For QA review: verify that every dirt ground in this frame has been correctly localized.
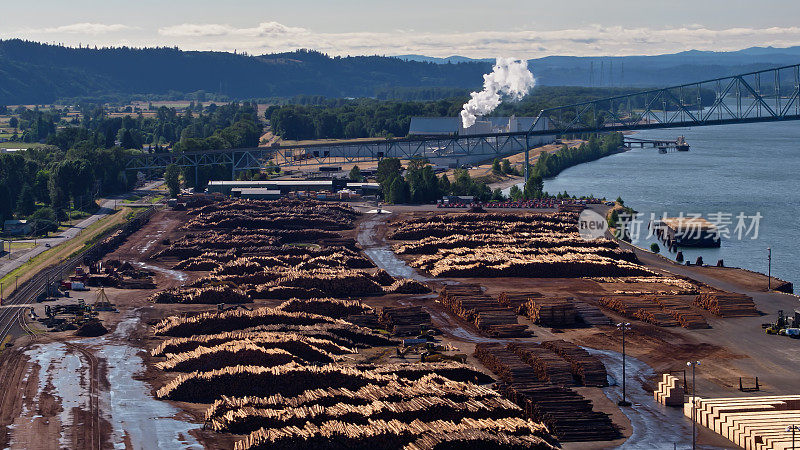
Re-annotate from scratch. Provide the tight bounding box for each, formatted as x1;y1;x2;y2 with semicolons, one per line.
1;205;797;449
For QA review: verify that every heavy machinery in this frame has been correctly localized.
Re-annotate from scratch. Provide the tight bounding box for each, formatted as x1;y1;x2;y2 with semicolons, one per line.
763;310;800;337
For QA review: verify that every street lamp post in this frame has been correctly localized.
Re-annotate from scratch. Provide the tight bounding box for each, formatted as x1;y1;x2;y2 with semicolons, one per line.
767;247;772;291
687;361;701;449
617;322;632;407
788;425;800;450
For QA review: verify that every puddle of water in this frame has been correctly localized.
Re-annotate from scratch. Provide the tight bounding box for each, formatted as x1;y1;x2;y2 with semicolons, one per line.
584;347;727;450
358;215;431;281
135;262;188;283
85;314;202;449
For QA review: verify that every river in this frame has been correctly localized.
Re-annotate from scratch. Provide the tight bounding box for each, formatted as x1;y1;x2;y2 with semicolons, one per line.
531;121;799;286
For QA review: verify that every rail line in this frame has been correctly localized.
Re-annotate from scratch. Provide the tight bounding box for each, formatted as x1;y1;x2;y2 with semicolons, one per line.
64;342;102;450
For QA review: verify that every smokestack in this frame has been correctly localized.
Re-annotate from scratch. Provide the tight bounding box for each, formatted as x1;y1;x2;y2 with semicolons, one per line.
460;58;535;129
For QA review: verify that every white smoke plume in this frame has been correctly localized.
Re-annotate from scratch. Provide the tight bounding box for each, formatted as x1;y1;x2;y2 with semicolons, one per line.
460;57;536;128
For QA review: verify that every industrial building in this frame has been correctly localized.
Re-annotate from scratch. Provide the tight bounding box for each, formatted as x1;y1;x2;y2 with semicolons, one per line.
408;116;547;137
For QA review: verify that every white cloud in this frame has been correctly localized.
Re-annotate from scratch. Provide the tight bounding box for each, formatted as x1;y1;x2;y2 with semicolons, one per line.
29;23;135;35
10;21;800;58
159;22;307;38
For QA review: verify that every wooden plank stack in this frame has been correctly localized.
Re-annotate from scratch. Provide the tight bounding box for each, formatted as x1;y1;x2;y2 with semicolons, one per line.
654;373;684;406
525;298;578;327
649;295;710;329
496;292;543;314
599;295;679;327
473;343;540;385
379;306;432;336
694;292;758;317
507;343;574;386
540;340;608;387
685;395;800;450
572;301;612;325
440;285;531;337
503;383;621;442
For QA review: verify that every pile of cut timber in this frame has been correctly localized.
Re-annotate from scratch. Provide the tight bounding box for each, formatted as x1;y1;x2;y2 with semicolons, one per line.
379;306;432;336
649;296;710;329
600;296;678;327
572;301;611;325
503;383;621;442
525;298;578;327
440;285;530;337
654;373;684;406
686;395;800;450
541;340;608;387
694;292;758;317
473;343;540;385
496;292;542;314
507;343;574;386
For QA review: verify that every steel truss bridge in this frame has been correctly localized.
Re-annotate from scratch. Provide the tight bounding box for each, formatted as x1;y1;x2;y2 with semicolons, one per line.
126;63;800;180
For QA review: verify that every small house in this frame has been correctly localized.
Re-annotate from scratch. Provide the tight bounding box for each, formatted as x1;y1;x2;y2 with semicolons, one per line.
4;220;32;236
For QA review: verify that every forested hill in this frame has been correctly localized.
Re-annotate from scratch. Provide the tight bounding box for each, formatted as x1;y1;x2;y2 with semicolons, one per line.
0;40;491;104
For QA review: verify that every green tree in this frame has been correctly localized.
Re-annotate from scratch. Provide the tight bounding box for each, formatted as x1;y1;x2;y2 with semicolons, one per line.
349;165;363;182
29;207;58;234
501;159;513;175
509;185;523;200
8;116;18;129
387;176;409;204
523;173;544;199
439;174;451;195
650;242;660;254
616;196;624;205
165;164;181;198
491;188;505;201
492;158;502;175
15;184;36;216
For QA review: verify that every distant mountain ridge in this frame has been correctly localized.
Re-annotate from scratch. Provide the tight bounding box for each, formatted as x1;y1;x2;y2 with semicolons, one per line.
0;39;799;105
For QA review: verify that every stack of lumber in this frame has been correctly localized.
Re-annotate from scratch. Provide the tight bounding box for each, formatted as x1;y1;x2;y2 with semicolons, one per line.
572;301;612;325
379;306;432;336
473;343;540;385
525;298;578;327
600;295;678;327
540;340;608;387
649;295;710;329
496;292;543;314
654;373;684;407
507;343;574;386
503;383;621;442
685;395;800;450
440;285;531;337
694;292;758;317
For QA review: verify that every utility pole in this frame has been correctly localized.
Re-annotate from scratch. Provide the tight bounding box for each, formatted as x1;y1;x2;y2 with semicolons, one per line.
617;322;632;406
787;425;799;450
767;247;772;291
687;360;701;449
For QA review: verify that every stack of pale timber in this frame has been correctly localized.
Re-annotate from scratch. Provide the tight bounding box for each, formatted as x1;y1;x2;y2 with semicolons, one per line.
694;292;758;317
654;373;684;407
572;301;612;325
525;298;578;327
440;285;531;337
503;383;621;442
540;340;608;387
507;343;574;386
379;306;432;336
649;295;710;329
600;295;678;327
496;292;543;314
473;343;540;385
685;395;800;450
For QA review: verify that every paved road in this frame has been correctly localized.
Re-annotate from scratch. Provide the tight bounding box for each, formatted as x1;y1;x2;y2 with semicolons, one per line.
0;180;164;281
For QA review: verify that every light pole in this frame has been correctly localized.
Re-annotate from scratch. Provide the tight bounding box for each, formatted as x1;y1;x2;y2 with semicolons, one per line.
788;425;800;450
687;360;701;449
617;322;632;406
767;247;772;291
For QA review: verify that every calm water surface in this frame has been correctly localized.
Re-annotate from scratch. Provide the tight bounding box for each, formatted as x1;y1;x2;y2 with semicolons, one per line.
539;122;800;286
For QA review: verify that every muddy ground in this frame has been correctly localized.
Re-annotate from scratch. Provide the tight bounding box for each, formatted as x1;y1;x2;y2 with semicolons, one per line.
0;206;797;449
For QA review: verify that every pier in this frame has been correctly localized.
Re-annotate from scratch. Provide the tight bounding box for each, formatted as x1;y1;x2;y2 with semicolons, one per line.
624;136;690;152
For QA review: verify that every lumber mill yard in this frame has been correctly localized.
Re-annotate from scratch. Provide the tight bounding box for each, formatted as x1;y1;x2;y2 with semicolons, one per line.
1;197;799;450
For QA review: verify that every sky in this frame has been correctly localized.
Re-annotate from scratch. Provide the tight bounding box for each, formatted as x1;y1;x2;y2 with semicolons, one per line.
2;0;800;58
